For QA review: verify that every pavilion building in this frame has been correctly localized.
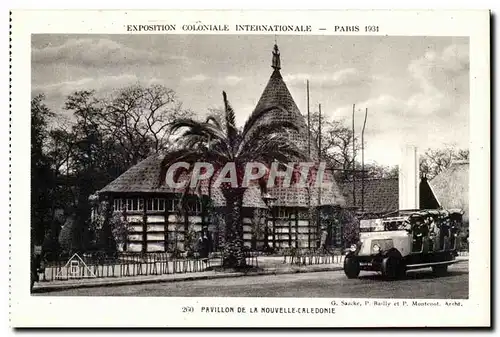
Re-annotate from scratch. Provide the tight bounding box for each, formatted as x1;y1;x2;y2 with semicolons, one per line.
97;44;346;253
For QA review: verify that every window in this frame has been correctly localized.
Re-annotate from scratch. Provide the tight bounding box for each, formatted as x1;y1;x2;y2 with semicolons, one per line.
113;199;122;212
185;199;202;215
169;198;181;212
146;198;167;211
125;198;141;211
276;208;291;219
113;198;145;212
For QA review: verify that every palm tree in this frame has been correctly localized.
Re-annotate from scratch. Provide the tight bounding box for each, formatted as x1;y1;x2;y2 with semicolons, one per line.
159;91;306;268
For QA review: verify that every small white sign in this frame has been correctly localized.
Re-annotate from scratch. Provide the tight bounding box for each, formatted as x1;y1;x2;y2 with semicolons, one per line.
55;253;97;279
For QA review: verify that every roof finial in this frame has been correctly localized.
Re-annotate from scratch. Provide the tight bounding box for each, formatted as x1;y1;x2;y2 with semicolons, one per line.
272;41;281;71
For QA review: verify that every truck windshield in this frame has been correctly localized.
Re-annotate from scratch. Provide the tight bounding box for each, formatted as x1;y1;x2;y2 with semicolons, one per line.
359;218;408;232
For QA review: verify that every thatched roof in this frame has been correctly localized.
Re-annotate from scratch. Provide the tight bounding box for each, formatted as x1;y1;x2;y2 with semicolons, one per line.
98;153;268;208
428;161;469;222
253;69;312;158
99;154;166;194
251;45;344;208
98;44;345;209
340;178;399;215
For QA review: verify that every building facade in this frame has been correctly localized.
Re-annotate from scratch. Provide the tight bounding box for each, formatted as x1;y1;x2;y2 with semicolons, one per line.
96;45;346;253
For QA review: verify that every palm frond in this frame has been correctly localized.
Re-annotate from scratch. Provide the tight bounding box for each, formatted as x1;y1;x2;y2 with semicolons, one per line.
237;120;302;156
239;135;306;164
242;104;292;136
222;91;238;149
170;118;226;141
179;133;208;149
205;115;223;130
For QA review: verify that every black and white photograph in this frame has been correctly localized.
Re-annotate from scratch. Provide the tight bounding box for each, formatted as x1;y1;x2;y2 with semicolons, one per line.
9;9;490;328
30;34;470;298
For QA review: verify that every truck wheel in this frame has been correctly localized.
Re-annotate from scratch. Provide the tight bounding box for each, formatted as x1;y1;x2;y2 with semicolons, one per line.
432;265;448;276
343;257;360;279
381;256;405;280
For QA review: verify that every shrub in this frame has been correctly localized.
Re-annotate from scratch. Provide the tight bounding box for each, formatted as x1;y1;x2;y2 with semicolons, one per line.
184;229;198;258
340;209;360;247
58;215;90;255
41;219;63;261
110;213;129;250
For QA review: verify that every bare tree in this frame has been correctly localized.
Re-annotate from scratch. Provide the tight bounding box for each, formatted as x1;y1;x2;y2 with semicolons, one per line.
363;163;399;179
420;145;469;180
306;111;361;181
100;84;193;166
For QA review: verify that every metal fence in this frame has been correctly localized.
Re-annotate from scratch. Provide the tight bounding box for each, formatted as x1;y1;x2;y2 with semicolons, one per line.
281;248;345;266
39;251;259;282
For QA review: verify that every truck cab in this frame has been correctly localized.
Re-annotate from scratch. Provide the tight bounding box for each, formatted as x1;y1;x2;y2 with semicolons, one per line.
343;209;463;279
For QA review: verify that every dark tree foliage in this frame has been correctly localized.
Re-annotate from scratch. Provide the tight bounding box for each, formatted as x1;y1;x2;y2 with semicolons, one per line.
31;94;55;246
31;84;190;256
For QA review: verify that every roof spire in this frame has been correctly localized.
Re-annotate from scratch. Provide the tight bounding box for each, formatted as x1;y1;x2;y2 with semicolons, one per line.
272;42;281;71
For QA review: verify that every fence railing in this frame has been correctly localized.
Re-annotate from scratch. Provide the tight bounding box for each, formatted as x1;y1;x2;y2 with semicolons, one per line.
281;248;345;266
39;250;262;282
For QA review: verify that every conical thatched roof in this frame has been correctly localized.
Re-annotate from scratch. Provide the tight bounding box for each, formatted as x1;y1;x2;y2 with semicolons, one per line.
253;69;313;159
251;45;344;208
428;161;469;222
99;44;345;209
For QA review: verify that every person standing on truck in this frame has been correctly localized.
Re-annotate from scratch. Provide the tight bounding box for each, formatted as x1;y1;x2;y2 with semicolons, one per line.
440;218;451;251
421;217;431;253
429;217;440;251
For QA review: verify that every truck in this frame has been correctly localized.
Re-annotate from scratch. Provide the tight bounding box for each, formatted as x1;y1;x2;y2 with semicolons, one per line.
343;209;464;279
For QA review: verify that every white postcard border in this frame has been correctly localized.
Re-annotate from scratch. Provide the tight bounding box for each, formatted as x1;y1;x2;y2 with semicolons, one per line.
10;9;490;327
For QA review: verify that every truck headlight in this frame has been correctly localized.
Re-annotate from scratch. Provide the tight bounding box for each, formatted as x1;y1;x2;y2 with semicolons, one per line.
349;244;357;252
372;244;381;254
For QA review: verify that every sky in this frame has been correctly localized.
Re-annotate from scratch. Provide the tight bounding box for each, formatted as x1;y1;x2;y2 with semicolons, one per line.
31;34;469;166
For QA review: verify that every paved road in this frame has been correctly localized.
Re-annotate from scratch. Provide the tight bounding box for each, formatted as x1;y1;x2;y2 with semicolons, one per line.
39;261;468;299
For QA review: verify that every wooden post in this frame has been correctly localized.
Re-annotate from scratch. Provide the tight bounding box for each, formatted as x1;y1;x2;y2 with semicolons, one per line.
306;81;312;250
288;212;292;248
272;208;276;249
295;209;299;248
318;103;322;161
164;197;169;253
142;197;148;254
352;104;356;207
318;104;322;206
307;210;311;249
307;80;311;157
317;104;323;249
361;108;368;212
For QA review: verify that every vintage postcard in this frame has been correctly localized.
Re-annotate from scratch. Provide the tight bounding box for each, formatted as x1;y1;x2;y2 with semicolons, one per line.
10;9;490;327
